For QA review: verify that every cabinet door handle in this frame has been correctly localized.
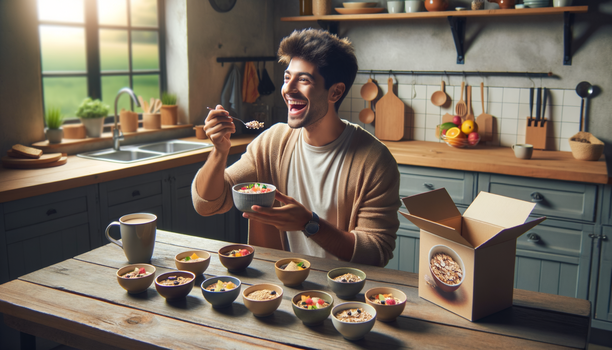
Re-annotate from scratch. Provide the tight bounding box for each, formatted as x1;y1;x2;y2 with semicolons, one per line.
530;192;544;202
423;183;435;190
527;233;540;242
132;190;140;197
46;209;57;216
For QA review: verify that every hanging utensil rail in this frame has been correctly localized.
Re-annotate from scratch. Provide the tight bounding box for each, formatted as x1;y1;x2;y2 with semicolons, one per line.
357;70;553;78
217;56;277;67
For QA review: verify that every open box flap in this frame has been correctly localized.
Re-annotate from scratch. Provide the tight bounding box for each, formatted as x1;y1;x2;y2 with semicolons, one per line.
477;217;547;249
464;191;537;228
401;188;462;223
399;211;473;247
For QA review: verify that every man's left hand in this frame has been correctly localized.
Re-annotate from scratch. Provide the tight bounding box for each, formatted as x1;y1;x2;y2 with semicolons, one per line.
243;190;311;232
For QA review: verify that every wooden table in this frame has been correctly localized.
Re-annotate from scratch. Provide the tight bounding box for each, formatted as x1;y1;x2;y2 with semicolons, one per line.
0;231;591;349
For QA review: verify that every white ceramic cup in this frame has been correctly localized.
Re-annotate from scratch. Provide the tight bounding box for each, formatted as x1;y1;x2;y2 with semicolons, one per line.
106;213;157;263
388;1;404;13
405;0;423;12
553;0;571;6
512;144;534;159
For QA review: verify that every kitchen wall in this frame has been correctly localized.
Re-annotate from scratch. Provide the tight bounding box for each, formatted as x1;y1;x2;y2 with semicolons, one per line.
272;0;612;169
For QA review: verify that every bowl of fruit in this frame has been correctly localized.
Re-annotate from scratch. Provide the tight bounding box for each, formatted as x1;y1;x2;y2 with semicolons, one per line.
437;117;480;148
231;182;276;212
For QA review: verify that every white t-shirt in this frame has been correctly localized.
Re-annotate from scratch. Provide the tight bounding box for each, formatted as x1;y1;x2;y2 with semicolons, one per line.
286;120;355;259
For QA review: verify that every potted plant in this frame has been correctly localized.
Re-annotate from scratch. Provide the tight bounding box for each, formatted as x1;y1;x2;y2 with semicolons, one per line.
75;97;110;138
45;106;64;144
160;92;178;125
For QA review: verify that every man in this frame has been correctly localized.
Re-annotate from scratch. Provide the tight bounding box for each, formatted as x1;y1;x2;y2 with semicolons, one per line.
192;28;400;267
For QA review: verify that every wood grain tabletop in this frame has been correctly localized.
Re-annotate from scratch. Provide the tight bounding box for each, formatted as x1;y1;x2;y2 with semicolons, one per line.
0;231;591;349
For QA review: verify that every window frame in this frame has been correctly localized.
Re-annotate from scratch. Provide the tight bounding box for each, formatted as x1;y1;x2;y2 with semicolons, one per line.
38;0;167;123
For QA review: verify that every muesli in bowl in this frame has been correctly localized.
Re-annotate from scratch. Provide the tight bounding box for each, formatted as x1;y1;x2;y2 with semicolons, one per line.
428;244;465;292
200;276;242;308
331;302;377;340
116;264;156;294
154;271;196;299
174;250;211;275
365;287;407;322
275;258;311;286
292;290;334;326
242;283;283;317
327;267;366;299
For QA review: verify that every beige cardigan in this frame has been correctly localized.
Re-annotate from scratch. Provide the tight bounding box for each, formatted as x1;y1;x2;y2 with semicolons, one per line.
192;122;401;266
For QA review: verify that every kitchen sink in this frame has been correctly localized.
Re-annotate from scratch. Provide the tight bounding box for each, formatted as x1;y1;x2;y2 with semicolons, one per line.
77;140;212;164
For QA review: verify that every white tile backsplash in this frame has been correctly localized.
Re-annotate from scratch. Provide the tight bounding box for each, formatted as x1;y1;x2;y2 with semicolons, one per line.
343;84;582;152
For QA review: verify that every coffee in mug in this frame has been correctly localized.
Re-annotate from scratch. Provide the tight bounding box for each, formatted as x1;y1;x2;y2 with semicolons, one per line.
105;213;157;263
512;144;534;159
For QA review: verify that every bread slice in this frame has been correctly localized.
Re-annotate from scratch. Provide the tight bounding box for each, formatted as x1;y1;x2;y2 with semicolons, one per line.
12;144;43;159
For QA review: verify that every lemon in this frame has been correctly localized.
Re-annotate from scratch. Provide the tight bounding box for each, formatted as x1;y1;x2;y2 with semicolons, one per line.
461;120;477;135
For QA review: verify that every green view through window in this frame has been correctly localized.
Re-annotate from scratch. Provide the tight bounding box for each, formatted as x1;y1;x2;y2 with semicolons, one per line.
38;0;165;121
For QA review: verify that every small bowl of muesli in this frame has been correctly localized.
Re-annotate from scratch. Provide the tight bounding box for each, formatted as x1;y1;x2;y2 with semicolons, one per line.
428;244;465;293
218;244;255;271
116;264;156;294
175;250;211;276
365;287;407;322
275;258;311;287
154;270;196;299
327;267;366;299
242;283;283;317
200;276;241;308
231;182;276;212
291;290;334;326
331;302;377;340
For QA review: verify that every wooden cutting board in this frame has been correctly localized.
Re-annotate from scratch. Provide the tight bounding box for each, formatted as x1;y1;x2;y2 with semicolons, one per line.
2;154;67;169
476;82;493;142
2;152;62;165
375;77;405;141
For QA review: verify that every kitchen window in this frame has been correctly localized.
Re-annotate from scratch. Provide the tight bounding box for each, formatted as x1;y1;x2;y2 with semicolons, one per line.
37;0;166;121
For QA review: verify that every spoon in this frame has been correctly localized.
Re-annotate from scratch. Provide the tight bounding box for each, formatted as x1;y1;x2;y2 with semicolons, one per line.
455;81;467;116
359;101;375;124
431;80;448;107
206;107;264;129
360;78;378;102
575;81;593;132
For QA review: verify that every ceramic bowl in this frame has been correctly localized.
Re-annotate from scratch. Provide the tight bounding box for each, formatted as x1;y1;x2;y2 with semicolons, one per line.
331;302;377;340
291;290;334;326
242;283;284;317
218;244;255;271
174;250;211;276
275;258;311;287
327;267;366;299
154;270;196;299
200;276;242;308
428;244;465;293
231;182;276;213
116;264;156;294
343;2;378;8
364;287;407;322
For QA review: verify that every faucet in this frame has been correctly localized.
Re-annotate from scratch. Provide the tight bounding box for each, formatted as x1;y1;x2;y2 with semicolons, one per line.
113;87;140;151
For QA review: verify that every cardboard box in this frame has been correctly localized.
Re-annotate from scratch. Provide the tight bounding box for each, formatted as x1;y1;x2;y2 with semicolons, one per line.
399;188;546;321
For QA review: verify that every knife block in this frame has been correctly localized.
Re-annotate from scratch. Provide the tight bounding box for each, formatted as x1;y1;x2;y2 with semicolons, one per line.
525;117;548;150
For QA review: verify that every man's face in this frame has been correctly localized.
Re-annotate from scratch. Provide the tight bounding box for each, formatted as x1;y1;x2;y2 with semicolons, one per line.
282;57;330;129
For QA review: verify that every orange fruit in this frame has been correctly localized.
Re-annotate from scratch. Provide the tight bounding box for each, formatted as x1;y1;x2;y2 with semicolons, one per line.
445;127;465;139
461;120;477;135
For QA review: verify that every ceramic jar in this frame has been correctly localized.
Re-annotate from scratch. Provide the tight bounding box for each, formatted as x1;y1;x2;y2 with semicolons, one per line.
45;128;63;144
80;117;105;138
424;0;449;11
160;105;178;125
312;0;331;15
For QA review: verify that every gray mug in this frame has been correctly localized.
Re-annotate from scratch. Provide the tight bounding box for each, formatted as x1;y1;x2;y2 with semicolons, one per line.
105;213;157;263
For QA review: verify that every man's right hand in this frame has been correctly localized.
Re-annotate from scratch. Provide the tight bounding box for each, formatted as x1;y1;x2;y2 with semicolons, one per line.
204;105;236;154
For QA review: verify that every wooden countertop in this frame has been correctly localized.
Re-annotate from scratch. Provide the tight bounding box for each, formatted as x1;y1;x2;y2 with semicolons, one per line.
384;140;608;185
0;135;255;204
0;231;591;349
0;136;607;204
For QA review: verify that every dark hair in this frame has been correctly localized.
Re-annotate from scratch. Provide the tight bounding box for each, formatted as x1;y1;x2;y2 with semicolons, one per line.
278;28;358;111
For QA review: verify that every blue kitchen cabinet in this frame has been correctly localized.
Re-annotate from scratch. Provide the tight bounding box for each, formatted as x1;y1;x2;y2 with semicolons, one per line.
0;186;99;283
593;226;612;331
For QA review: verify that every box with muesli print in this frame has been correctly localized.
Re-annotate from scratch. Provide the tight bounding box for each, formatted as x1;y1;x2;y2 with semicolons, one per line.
399;188;546;321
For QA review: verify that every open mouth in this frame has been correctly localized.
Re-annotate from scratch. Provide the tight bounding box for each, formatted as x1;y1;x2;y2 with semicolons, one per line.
288;99;307;114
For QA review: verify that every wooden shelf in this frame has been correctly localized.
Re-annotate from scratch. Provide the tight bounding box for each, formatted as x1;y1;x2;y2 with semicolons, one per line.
281;6;588;65
281;6;587;22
